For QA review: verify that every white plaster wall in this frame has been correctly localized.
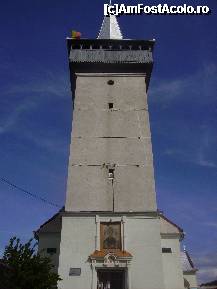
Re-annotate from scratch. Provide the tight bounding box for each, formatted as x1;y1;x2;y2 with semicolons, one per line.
72;110;150;138
74;74;148;111
66;166;113;211
161;237;185;289
58;216;96;289
38;233;61;273
183;272;198;288
65;73;157;212
126;217;165;289
70;138;152;165
115;166;156;212
58;215;166;289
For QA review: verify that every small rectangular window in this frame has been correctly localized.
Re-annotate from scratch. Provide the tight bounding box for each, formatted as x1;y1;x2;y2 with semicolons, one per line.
108;168;114;179
108;103;113;109
162;247;172;253
47;248;57;254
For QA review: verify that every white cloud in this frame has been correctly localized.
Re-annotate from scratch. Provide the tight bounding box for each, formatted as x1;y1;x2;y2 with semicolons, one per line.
202;222;217;228
162;128;217;169
24;130;68;154
149;63;217;104
0;69;70;136
193;252;217;284
150;78;188;102
196;155;217;168
3;71;70;99
198;267;217;283
0;100;36;134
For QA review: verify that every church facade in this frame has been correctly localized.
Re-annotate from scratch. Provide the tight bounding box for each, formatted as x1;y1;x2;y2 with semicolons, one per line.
35;14;198;289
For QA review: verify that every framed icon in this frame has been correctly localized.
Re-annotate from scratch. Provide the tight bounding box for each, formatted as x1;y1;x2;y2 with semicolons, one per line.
100;222;121;250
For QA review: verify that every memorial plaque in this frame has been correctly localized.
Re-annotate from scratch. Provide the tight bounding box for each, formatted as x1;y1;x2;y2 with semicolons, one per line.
69;268;81;276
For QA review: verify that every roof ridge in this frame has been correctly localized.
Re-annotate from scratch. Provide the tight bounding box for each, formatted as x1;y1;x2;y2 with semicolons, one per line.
185;250;195;269
160;213;184;233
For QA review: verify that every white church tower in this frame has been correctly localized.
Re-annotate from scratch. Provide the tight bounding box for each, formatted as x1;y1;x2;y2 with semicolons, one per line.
36;12;198;289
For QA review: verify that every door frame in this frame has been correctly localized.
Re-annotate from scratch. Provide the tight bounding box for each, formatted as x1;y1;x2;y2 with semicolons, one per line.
96;268;127;289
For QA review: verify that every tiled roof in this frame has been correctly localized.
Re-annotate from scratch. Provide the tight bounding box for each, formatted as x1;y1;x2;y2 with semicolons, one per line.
69;49;153;64
159;213;184;241
180;250;197;272
34;207;64;238
90;250;132;258
35;210;184;238
160;214;184;234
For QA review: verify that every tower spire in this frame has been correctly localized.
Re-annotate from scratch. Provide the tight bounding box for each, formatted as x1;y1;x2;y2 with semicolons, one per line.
97;4;123;39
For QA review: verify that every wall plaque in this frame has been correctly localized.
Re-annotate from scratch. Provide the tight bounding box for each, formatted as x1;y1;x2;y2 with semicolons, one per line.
69;268;81;276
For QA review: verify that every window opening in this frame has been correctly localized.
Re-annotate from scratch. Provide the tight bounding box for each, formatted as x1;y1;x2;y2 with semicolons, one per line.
47;248;57;254
107;80;114;85
162;248;172;253
108;103;113;109
108;169;114;180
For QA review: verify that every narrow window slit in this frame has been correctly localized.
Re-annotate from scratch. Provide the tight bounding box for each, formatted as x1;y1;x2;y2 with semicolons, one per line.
108;103;113;109
47;248;57;254
162;248;172;253
108;169;114;180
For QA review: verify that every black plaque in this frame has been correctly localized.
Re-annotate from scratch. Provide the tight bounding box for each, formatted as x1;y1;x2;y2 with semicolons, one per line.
69;268;81;276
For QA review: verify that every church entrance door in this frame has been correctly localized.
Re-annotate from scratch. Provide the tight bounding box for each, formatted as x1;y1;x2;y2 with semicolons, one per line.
97;269;125;289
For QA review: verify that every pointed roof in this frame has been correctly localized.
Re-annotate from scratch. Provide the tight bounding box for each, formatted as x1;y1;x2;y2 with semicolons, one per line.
97;15;123;39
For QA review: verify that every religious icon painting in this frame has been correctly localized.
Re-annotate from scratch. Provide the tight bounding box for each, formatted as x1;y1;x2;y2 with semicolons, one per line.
100;222;121;250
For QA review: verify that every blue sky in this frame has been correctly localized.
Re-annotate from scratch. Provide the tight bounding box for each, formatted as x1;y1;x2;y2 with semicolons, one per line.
0;0;216;284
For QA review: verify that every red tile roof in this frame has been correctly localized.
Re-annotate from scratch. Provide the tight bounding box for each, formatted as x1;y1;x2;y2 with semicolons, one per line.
90;250;132;258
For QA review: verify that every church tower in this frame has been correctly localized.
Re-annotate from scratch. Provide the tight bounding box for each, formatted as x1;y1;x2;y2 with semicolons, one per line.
36;11;198;289
59;14;167;289
65;16;156;213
